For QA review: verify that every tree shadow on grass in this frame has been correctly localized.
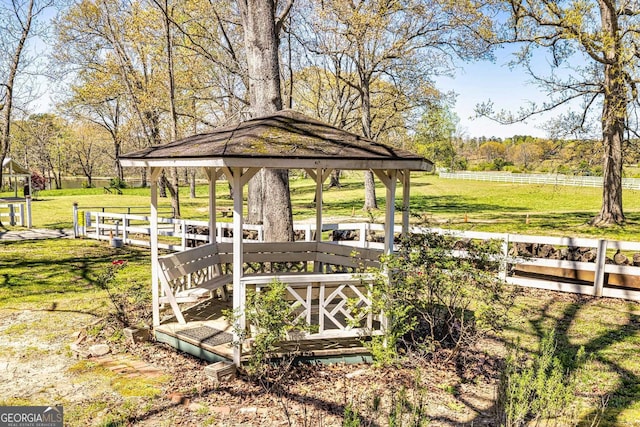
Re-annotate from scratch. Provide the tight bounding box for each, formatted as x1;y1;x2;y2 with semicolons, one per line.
0;240;149;307
467;292;640;425
124;365;493;426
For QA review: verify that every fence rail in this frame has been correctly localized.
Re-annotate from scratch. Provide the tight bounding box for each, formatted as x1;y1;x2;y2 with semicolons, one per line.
73;206;640;302
0;198;32;227
439;171;640;189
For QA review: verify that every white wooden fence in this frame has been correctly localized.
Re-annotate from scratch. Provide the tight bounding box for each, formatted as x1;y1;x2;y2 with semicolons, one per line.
73;206;640;302
0;197;32;227
439;171;640;189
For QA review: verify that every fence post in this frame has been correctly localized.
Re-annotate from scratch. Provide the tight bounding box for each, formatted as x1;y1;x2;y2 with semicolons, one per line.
95;213;101;240
360;223;367;247
500;234;510;281
84;211;91;236
26;196;31;228
122;214;128;242
593;239;608;297
8;204;15;226
73;202;79;238
181;219;187;250
19;203;25;227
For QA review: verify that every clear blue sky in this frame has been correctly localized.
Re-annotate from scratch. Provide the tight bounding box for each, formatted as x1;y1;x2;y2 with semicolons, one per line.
436;47;570;140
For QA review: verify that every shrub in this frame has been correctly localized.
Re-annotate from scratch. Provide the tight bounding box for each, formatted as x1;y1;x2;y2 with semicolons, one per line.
109;177;128;189
225;279;312;379
367;231;515;363
497;329;585;426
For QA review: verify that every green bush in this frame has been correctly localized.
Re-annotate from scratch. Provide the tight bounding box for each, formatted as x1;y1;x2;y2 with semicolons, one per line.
109;177;128;189
225;280;312;378
497;329;585;426
367;231;515;364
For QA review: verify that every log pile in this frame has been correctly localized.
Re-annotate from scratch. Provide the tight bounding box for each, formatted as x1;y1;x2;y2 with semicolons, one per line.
509;242;640;266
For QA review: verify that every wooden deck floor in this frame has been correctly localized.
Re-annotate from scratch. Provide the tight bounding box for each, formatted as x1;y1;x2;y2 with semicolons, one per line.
154;297;373;364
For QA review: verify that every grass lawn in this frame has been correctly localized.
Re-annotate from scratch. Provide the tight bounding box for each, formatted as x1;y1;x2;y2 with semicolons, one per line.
3;173;640;424
4;173;640;241
1;238;639;425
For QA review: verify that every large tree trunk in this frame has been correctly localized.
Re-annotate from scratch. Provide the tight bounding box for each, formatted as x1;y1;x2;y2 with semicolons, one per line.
114;140;123;181
592;2;624;226
169;167;181;218
240;0;294;241
163;0;181;218
328;169;341;188
360;74;378;210
247;172;264;223
190;169;196;198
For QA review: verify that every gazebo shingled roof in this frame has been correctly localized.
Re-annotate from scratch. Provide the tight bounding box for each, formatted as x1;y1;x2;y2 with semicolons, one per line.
120;109;433;171
119;110;433;366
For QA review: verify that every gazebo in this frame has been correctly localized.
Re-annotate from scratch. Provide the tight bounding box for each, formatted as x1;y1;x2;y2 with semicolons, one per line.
119;110;433;366
1;158;31;198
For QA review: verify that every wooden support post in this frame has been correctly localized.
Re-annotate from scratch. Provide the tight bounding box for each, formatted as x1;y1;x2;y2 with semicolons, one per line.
594;239;608;297
18;203;24;227
230;167;245;367
401;169;410;235
207;168;217;244
150;168;161;328
315;167;324;272
122;215;128;243
181;219;187;250
383;170;397;256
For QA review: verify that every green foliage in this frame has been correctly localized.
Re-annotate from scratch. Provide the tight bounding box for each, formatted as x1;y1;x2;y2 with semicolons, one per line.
343;403;361;427
225;280;311;378
109;177;128;189
497;330;585;427
368;231;515;363
412;102;459;168
387;386;430;427
344;374;431;426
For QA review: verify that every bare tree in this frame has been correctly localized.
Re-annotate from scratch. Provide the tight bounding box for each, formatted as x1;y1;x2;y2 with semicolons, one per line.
0;0;51;207
296;0;493;210
239;0;295;241
478;0;640;225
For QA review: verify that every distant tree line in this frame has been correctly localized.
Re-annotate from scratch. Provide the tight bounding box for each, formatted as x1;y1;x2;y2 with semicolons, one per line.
417;130;640;177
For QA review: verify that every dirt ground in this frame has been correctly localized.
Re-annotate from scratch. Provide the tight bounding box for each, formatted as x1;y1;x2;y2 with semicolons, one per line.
0;306;502;426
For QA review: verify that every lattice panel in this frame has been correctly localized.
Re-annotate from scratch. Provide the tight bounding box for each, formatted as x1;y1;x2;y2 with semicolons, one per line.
324;264;356;274
321;284;372;331
285;286;311;325
190;269;208;286
272;261;308;273
169;276;188;294
243;262;267;274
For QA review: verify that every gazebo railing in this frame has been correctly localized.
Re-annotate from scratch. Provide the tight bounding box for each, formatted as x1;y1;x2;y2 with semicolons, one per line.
156;241;384;335
242;272;381;339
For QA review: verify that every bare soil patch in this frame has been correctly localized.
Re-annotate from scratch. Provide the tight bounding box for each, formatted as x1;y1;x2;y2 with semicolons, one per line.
0;306;502;426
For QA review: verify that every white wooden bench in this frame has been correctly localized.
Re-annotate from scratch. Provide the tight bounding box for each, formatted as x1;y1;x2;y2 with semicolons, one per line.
158;243;231;304
156;241;383;325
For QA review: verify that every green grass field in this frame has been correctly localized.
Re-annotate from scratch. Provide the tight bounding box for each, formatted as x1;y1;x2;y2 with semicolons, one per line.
1;238;639;424
3;175;640;424
4;173;640;241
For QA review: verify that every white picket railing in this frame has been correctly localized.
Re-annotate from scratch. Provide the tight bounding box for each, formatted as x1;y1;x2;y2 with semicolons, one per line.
439;171;640;189
0;197;32;228
73;206;640;302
